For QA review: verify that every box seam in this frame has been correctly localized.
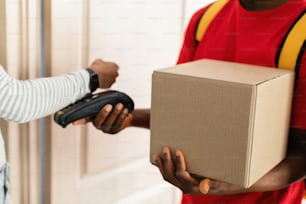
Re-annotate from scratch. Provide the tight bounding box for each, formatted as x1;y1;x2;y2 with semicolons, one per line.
245;87;257;187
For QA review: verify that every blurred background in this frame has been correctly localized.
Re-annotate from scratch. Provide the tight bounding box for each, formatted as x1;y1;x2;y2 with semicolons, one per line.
0;0;214;204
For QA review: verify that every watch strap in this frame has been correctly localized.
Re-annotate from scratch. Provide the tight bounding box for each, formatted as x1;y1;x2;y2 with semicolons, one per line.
86;68;99;92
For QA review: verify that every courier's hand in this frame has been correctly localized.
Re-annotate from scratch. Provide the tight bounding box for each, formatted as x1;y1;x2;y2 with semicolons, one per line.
153;142;306;196
73;107;149;132
152;146;247;195
72;103;132;134
89;59;119;88
91;103;132;134
152;146;207;194
89;107;149;133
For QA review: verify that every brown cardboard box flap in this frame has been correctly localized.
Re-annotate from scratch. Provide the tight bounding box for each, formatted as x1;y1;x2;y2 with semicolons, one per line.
157;59;292;85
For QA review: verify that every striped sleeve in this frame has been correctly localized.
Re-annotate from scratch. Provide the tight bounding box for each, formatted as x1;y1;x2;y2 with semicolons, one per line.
0;65;90;123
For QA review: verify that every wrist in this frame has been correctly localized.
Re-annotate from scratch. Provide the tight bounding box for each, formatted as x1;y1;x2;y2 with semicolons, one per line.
130;109;150;129
86;68;99;92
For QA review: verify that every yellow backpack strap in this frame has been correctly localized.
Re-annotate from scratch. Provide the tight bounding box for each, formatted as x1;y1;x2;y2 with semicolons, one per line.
195;0;228;43
276;9;306;73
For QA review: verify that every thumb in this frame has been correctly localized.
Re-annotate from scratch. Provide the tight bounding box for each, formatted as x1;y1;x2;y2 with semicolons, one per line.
199;178;211;194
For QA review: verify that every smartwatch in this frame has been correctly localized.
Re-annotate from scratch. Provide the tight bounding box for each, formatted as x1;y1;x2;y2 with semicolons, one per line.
86;68;99;92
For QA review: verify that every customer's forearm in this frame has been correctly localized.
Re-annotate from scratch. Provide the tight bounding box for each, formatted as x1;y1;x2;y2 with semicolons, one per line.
0;66;89;123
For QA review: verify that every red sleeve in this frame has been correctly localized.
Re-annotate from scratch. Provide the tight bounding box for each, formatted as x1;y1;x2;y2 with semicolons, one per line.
176;6;210;65
290;51;306;130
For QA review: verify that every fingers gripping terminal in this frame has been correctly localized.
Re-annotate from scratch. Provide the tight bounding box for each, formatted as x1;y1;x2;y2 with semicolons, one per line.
54;90;134;128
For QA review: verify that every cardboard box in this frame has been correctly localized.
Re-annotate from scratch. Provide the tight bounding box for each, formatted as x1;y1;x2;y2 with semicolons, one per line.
150;59;294;188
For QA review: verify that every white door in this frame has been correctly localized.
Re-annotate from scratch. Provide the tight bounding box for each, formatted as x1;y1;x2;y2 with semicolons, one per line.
47;1;184;203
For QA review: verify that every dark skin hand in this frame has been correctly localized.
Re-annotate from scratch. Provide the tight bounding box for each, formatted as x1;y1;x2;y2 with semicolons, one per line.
89;58;119;89
152;129;306;195
77;106;150;134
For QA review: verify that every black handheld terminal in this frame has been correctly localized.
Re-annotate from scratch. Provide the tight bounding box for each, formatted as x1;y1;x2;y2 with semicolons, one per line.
54;90;134;128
